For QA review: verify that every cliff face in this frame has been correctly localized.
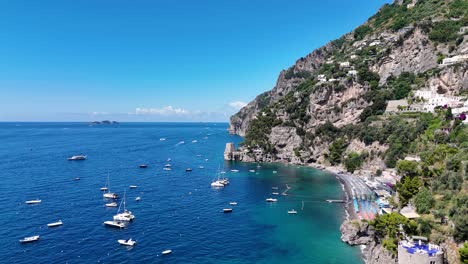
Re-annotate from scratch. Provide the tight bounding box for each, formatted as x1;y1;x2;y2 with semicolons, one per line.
229;0;468;171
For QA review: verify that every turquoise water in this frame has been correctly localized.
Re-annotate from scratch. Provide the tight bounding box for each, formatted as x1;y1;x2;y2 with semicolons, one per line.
0;122;362;263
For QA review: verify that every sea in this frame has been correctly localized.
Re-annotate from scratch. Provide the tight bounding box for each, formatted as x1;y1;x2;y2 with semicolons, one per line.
0;122;363;264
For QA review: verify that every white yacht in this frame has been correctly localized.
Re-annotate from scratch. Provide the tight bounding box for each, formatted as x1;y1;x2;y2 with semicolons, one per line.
229;202;238;206
135;197;141;201
230;169;239;172
199;166;205;169
68;155;86;161
272;192;279;195
100;187;108;191
288;209;298;214
162;250;172;255
163;167;172;171
165;164;172;167
106;202;118;207
118;238;136;246
25;200;41;204
113;190;135;222
223;208;233;213
249;169;255;172
160;138;166;141
129;185;138;189
211;181;224;188
104;220;125;228
266;198;278;202
47;220;63;227
103;173;118;199
19;235;40;243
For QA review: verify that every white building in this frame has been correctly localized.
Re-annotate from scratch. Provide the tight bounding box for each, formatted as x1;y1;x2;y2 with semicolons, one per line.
442;54;468;66
339;61;350;68
347;70;358;76
317;74;327;82
350;54;358;60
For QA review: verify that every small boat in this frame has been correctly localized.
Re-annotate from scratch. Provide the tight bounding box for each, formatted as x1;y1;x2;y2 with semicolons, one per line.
229;202;238;206
192;140;197;143
272;187;278;190
19;235;40;243
273;171;277;174
199;166;204;169
160;138;166;141
163;167;172;171
249;170;255;172
68;155;86;161
139;164;148;168
230;169;239;172
25;200;41;204
223;208;233;213
135;197;141;201
129;185;138;189
47;220;63;227
104;220;125;228
288;209;298;214
266;198;278;202
211;181;224;188
165;164;172;167
272;192;279;195
100;187;108;191
162;250;172;255
103;193;118;199
74;177;80;181
118;238;136;246
185;168;192;172
106;202;118;207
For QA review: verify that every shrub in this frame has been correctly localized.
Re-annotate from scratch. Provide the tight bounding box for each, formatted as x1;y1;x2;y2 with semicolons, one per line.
429;20;461;43
344;152;363;173
414;187;435;214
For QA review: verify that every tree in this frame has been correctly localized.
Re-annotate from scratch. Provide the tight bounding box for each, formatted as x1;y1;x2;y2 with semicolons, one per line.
328;138;348;165
344;152;363;173
414;187;435;214
396;160;420;177
460;242;468;264
397;176;421;206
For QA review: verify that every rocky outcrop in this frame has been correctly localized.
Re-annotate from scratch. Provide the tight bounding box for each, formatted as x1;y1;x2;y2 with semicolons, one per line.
340;220;397;264
340;220;375;246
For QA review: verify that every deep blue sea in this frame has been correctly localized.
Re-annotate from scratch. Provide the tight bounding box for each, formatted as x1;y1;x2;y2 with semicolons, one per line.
0;122;362;263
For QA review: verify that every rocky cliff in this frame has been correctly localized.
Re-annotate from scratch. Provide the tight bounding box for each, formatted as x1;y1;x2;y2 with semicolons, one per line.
229;0;467;174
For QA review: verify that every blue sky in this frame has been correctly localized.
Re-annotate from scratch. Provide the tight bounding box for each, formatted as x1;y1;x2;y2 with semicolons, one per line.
0;0;391;122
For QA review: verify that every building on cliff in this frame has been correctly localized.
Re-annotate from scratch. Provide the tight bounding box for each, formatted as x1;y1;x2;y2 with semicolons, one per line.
398;239;443;264
224;143;244;161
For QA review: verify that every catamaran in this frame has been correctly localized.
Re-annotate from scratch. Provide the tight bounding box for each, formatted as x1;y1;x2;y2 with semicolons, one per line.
113;190;135;222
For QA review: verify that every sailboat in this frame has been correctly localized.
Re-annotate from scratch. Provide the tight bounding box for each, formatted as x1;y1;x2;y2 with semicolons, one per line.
211;165;229;188
113;190;135;221
103;173;118;199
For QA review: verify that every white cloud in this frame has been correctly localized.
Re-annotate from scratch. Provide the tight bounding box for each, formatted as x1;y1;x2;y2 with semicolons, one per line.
135;106;189;116
228;101;247;110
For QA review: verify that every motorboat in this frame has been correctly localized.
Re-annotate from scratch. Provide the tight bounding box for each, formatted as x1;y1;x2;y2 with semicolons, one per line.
163;167;172;171
229;202;238;206
68;155;86;161
162;250;172;255
211;181;224;188
192;140;197;143
266;198;278;202
100;187;108;191
288;209;298;214
74;177;80;181
103;193;118;199
230;169;239;172
104;220;125;228
47;220;63;227
106;202;118;207
118;238;136;246
165;164;172;167
199;166;204;169
160;138;166;141
272;192;279;195
223;208;233;213
113;190;135;221
135;197;141;201
185;168;192;172
139;164;148;168
249;170;255;172
19;235;40;243
25;200;41;204
129;185;138;189
273;171;277;174
272;187;279;190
